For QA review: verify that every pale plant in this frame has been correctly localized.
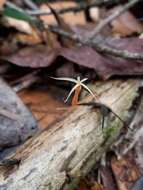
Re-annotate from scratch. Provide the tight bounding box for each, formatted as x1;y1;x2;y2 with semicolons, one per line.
51;76;97;102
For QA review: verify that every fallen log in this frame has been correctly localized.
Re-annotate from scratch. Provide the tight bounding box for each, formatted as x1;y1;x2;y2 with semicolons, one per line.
0;80;141;190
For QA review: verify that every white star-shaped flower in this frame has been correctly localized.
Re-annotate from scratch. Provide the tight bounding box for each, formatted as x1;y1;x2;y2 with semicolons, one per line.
51;76;97;102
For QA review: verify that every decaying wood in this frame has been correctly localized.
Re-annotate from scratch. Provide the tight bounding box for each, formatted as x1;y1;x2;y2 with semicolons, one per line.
0;80;141;190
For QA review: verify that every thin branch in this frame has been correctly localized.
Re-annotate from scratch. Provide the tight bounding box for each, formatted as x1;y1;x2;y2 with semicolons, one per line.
88;0;140;39
46;0;142;60
49;26;143;60
90;41;143;60
27;0;120;16
6;0;143;60
12;70;40;92
5;1;25;12
23;0;38;10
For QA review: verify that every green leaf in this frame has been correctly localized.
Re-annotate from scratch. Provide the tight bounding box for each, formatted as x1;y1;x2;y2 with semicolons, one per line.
3;6;36;24
3;6;44;30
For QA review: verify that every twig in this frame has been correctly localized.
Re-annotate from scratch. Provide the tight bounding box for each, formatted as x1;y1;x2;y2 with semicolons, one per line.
48;0;142;60
49;25;143;60
12;70;40;92
88;0;140;39
23;0;38;10
27;0;119;16
13;76;39;92
90;41;143;60
78;102;125;129
6;0;143;60
5;1;25;12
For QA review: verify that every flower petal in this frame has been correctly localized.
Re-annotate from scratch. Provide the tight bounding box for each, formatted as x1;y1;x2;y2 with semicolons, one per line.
51;77;77;83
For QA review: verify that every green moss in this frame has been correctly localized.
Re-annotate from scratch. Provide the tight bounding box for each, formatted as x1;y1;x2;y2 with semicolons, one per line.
103;126;116;138
103;119;121;140
63;178;80;190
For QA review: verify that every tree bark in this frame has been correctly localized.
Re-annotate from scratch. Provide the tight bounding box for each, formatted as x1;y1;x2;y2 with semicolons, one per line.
0;80;141;190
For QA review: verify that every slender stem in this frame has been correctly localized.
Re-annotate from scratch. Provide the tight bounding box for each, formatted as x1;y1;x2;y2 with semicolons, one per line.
23;0;38;10
49;25;143;60
27;0;117;16
88;0;140;39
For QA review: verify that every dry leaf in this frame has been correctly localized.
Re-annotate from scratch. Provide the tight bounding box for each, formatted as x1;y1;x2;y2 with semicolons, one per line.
110;6;143;37
6;45;59;68
100;166;117;190
91;182;103;190
6;37;143;80
4;17;33;34
0;0;5;9
15;29;42;45
19;86;67;129
40;1;86;26
59;38;143;79
111;155;141;190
